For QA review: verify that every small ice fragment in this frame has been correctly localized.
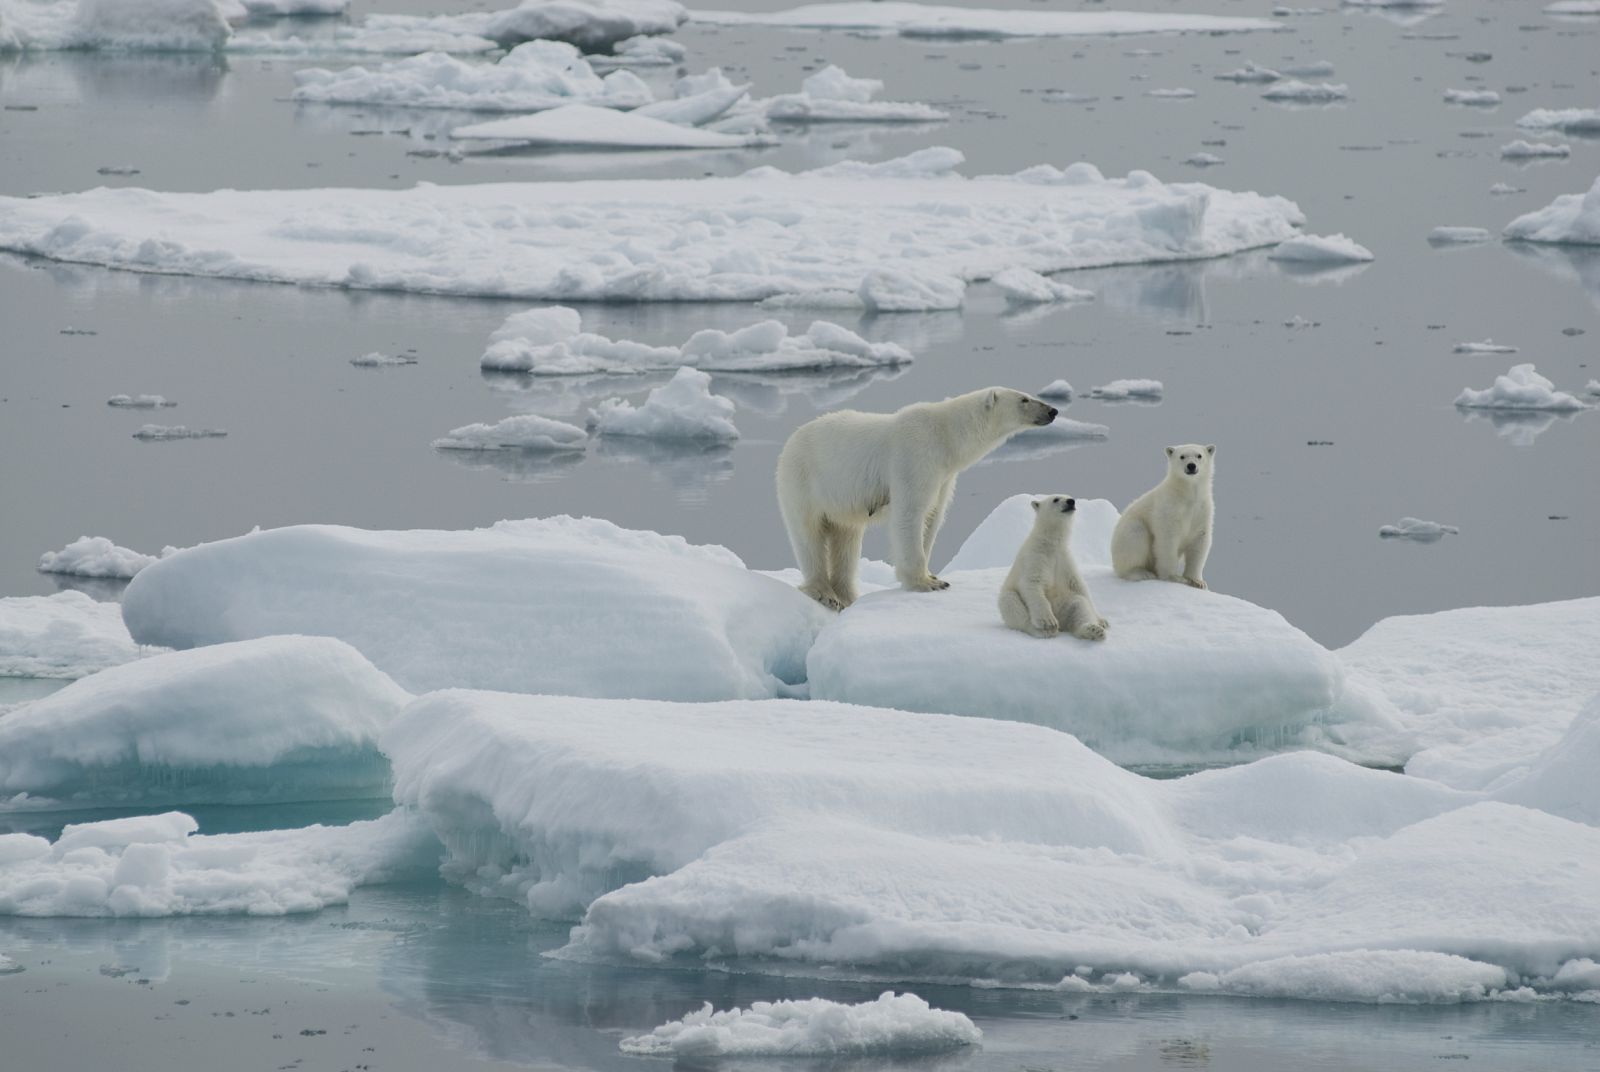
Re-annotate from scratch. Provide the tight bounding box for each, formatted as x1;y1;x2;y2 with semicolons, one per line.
1269;233;1374;263
1262;81;1348;103
1454;364;1587;411
132;425;227;440
1499;140;1570;158
1089;378;1163;401
349;352;417;366
1379;518;1460;543
1037;380;1074;401
1452;339;1517;353
107;394;175;408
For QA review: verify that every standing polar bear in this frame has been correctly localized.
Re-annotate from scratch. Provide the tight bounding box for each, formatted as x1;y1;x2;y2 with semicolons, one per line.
999;495;1108;640
1111;443;1215;589
777;387;1058;609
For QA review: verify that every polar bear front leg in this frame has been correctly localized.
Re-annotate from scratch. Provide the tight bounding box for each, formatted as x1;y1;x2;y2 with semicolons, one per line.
921;476;957;585
1182;529;1211;590
891;481;947;592
1153;531;1188;586
1058;594;1107;641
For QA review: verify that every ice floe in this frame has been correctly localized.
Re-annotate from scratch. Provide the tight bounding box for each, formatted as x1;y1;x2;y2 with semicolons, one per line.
0;152;1305;306
1516;107;1600;135
1269;233;1374;263
1037;379;1075;401
1454;364;1587;412
633;74;747;125
1183;152;1225;168
686;3;1280;38
1147;88;1196;99
349;351;416;366
120;517;829;700
1261;81;1348;103
131;425;226;440
1451;338;1516;353
618;993;981;1057
37;536;159;580
1504;175;1600;245
0;0;231;52
764;64;946;123
1089;378;1163;401
1216;61;1281;84
0;592;156;679
1429;226;1491;244
1378;517;1459;542
433;414;588;452
106;394;175;408
1499;139;1571;159
591;367;740;441
992;267;1095;304
451;104;772;149
0;636;408;809
1444;89;1499;106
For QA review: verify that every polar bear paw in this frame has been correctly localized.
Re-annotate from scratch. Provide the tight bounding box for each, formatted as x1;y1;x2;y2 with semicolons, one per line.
902;574;950;593
1076;621;1107;642
1182;577;1208;590
800;583;846;611
1029;616;1059;638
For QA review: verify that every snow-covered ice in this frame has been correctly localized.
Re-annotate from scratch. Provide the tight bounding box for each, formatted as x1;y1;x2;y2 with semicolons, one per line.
1147;88;1196;100
433;414;588;452
1269;233;1374;263
1504;175;1600;245
764;64;947;123
482;307;911;374
1089;378;1163;401
349;351;416;366
0;636;408;809
1546;0;1600;11
1378;517;1459;542
1516;107;1600;135
686;3;1281;39
618;993;981;1057
1454;364;1587;412
0;153;1306;306
1184;152;1225;168
106;394;175;408
591;367;739;441
1444;89;1499;106
1451;338;1516;353
1429;226;1491;244
992;267;1094;304
0;808;438;916
120;517;829;700
451;104;772;149
1499;140;1571;159
37;536;158;580
0;0;231;52
1261;81;1349;103
0;591;157;679
1216;61;1280;84
131;425;226;440
1037;379;1075;401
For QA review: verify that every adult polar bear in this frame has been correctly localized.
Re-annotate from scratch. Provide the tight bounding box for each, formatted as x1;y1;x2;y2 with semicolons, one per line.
777;387;1058;609
1112;443;1215;589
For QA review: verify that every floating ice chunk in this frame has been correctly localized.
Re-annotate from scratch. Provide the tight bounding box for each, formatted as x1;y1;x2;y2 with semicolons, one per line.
1499;139;1571;159
1183;152;1225;167
1444;88;1499;105
618;992;981;1057
992;267;1094;304
1215;61;1281;83
0;954;19;973
1147;87;1196;99
765;93;946;122
0;592;157;679
1489;182;1523;195
0;154;1306;303
1269;233;1374;263
1282;61;1335;76
801;63;880;102
131;425;226;440
1516;107;1600;134
591;367;739;440
1089;378;1163;400
292;41;654;112
433;414;588;452
859;269;966;312
1451;338;1516;353
1429;226;1491;244
633;81;748;125
236;0;349;14
471;0;686;50
230;21;497;54
1590;379;1600;395
122;516;827;700
942;493;1118;573
1261;80;1348;103
1195;951;1507;1004
106;394;175;408
1545;0;1600;11
349;351;416;366
1378;517;1459;542
1272;5;1324;14
38;536;158;580
1504;175;1600;245
70;0;231;52
452;104;771;148
605;32;685;64
1037;379;1075;400
0;637;409;809
0;807;438;917
687;3;1281;38
1454;363;1586;411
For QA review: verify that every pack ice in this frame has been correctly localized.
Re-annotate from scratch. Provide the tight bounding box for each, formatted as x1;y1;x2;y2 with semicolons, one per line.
0;152;1305;308
0;591;158;679
120;517;830;700
687;3;1280;38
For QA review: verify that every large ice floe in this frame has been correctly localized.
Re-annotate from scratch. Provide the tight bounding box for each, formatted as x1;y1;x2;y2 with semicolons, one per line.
450;104;773;149
120;517;829;700
590;367;741;441
0;152;1305;308
0;636;408;809
0;591;158;679
0;0;231;52
1453;364;1588;413
481;307;911;374
686;3;1279;38
1504;175;1600;246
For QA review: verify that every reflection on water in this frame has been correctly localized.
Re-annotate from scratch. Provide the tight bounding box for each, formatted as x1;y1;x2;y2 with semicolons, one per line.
1268;258;1374;288
433;443;588;483
591;436;735;505
1;53;227;109
1457;407;1584;447
1504;241;1600;312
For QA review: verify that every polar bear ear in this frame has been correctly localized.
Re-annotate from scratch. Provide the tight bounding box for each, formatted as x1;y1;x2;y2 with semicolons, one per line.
986;388;999;410
1205;444;1216;456
1031;499;1042;511
1165;446;1175;458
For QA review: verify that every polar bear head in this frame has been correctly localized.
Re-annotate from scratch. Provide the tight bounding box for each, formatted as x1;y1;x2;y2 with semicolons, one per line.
1165;443;1216;481
984;387;1058;431
1030;494;1078;530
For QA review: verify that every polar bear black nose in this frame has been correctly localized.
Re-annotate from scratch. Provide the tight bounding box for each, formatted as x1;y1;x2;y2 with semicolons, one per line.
1046;407;1058;420
1064;498;1076;511
1186;462;1197;475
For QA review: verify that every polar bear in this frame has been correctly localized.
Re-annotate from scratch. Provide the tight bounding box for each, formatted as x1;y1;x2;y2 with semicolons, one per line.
777;387;1058;609
1111;443;1215;589
998;495;1108;640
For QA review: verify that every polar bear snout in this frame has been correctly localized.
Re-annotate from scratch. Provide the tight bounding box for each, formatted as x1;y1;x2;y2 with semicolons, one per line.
1185;462;1198;475
1063;497;1076;513
1034;405;1060;426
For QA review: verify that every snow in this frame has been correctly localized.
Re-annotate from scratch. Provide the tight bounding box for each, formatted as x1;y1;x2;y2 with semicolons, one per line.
0;636;408;809
1444;89;1499;106
1261;80;1348;103
1037;379;1075;400
1185;951;1507;1004
0;0;231;52
1499;140;1571;159
292;41;655;113
1451;338;1516;353
618;992;981;1057
686;4;1281;38
1429;226;1491;244
1269;233;1375;263
0;807;438;917
432;414;588;452
1504;175;1600;245
1498;695;1600;826
591;367;739;441
634;80;748;125
106;394;175;408
992;267;1094;304
1516;107;1600;134
1216;61;1280;83
0;591;156;679
120;516;829;700
1378;517;1459;542
482;307;911;374
0;153;1305;306
37;536;157;580
131;424;226;440
1454;364;1587;412
451;104;771;149
1089;378;1163;401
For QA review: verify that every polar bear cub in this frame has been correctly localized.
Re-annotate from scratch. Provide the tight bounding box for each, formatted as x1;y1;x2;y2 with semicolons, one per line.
1111;443;1215;589
999;495;1108;640
777;387;1058;609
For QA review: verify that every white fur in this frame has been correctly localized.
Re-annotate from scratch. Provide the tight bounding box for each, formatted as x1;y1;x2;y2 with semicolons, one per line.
1111;443;1215;589
777;386;1057;608
998;496;1109;640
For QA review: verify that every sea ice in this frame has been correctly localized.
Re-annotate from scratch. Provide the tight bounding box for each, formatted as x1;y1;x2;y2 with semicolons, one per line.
1037;379;1075;400
0;636;408;808
1516;107;1600;135
0;152;1305;306
1269;233;1375;263
1215;61;1281;83
106;394;175;408
1089;378;1163;401
764;64;947;122
1378;517;1459;542
992;267;1095;304
120;516;829;700
1499;139;1571;159
1504;175;1600;245
633;77;748;125
1428;226;1491;244
591;367;739;441
1451;338;1516;353
451;104;771;148
0;0;231;52
1261;80;1349;103
1545;0;1600;11
0;591;157;679
618;993;981;1057
1183;152;1225;167
37;536;158;580
433;414;588;452
1147;88;1196;99
131;425;226;440
1454;364;1587;412
1444;89;1499;106
236;0;348;13
686;3;1280;38
349;351;416;366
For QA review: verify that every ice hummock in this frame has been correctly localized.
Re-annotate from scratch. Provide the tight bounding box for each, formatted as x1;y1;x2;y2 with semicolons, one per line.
433;414;588;452
1269;233;1374;263
37;536;159;580
1504;175;1600;245
0;152;1305;307
764;64;947;123
450;104;771;149
0;636;408;809
120;516;830;700
0;591;160;679
1454;364;1587;412
686;3;1280;38
591;367;739;441
992;267;1094;304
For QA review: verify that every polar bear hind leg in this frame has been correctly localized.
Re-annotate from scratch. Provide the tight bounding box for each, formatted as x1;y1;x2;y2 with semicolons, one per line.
1111;516;1156;581
825;518;865;607
1057;594;1107;641
783;505;844;610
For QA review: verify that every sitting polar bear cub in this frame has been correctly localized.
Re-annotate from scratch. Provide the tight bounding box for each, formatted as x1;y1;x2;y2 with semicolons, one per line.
999;495;1108;640
1111;443;1215;589
777;387;1058;609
